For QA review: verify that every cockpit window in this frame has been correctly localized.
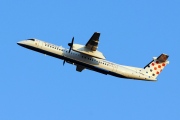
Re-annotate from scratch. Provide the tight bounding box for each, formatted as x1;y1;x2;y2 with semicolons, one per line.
27;39;35;41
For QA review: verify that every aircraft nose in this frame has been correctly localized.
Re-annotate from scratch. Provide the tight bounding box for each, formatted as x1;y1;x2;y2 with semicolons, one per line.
17;41;26;47
17;41;21;45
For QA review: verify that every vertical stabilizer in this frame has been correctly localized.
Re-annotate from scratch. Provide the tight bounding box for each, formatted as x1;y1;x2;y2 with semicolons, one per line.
144;54;169;79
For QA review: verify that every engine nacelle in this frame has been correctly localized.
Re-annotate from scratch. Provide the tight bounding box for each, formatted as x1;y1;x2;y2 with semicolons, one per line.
72;44;106;59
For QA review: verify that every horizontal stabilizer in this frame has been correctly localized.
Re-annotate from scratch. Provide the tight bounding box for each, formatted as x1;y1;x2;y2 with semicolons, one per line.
157;54;169;62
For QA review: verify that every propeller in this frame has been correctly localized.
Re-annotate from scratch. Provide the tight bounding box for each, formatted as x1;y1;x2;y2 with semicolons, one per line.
63;60;65;66
63;37;74;66
68;37;74;53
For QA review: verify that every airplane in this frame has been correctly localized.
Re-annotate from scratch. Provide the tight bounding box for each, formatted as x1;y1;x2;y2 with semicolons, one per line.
17;32;169;81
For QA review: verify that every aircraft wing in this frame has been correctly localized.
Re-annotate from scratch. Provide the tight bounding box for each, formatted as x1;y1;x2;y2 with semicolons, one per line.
72;32;105;59
85;32;100;51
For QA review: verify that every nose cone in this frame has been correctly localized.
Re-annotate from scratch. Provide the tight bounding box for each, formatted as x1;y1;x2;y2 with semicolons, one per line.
17;41;22;45
17;40;26;46
17;40;27;47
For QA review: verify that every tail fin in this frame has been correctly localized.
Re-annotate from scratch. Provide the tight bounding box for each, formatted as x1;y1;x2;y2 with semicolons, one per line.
144;54;169;79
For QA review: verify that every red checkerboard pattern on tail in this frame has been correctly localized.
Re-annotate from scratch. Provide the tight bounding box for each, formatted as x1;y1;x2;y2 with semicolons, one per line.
144;54;169;79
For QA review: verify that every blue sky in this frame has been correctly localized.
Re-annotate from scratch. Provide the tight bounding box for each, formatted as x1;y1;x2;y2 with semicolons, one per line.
0;0;179;119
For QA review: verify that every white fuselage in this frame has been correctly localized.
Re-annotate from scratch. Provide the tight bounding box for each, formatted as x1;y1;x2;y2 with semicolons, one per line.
17;39;156;81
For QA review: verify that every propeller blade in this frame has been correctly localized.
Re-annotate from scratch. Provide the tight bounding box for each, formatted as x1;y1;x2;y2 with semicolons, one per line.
68;37;74;53
72;37;74;43
63;60;65;66
68;46;72;53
